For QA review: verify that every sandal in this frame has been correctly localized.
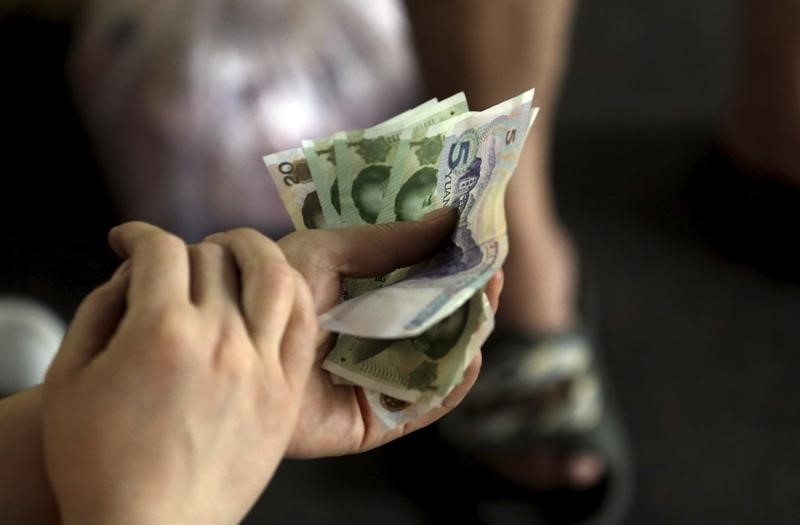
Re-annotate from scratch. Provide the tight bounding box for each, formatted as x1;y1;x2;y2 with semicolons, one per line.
437;326;634;524
375;269;634;524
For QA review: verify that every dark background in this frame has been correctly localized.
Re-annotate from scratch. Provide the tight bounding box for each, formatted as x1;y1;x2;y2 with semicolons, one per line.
2;0;799;523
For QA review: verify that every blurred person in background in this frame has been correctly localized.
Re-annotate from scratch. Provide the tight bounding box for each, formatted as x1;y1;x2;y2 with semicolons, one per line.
69;0;419;240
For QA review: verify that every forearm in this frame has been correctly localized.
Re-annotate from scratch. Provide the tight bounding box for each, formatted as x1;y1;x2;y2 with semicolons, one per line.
0;389;161;525
0;387;59;525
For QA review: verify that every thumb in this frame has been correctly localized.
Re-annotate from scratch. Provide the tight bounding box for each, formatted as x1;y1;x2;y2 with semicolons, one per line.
280;207;457;278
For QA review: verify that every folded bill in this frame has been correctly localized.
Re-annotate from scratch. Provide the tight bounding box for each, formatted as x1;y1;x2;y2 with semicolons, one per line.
263;88;538;428
320;90;537;338
335;93;469;226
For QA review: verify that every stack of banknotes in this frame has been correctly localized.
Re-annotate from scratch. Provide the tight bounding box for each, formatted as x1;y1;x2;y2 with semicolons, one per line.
264;89;538;427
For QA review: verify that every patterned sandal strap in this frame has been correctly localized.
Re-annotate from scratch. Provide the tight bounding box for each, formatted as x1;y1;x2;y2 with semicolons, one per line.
441;328;605;452
470;329;593;403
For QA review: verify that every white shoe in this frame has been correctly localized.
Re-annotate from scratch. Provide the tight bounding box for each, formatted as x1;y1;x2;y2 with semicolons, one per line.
0;297;65;396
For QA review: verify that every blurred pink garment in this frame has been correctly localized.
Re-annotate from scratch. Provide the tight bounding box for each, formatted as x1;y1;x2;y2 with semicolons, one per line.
70;0;419;240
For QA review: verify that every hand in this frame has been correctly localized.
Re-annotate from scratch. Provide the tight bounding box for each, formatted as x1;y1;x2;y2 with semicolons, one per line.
221;208;503;458
42;222;317;525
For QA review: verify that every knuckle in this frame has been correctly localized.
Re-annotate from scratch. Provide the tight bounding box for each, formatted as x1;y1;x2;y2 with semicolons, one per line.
144;309;197;366
224;227;263;243
146;230;186;255
308;240;338;272
194;241;226;260
211;320;251;380
280;231;332;271
260;260;297;297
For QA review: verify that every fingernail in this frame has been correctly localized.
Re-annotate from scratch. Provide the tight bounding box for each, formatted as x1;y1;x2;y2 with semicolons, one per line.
421;207;456;222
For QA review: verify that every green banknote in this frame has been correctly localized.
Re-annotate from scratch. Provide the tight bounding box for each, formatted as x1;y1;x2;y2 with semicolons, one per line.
263;88;538;429
375;124;451;224
320;89;537;339
361;291;494;428
265;98;441;231
335;93;469;226
336;94;469;300
263;148;328;230
302;137;342;227
323;291;492;403
377;97;439;128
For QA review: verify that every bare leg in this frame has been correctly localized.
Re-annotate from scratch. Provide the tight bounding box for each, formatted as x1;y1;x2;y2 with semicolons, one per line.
405;0;577;333
405;0;604;489
721;0;800;181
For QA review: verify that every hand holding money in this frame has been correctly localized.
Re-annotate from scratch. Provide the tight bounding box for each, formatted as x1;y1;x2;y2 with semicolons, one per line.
265;90;538;428
273;215;503;456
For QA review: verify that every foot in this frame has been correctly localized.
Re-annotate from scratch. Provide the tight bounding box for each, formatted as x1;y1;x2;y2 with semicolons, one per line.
487;449;606;490
478;141;606;491
479;374;606;490
484;243;607;491
469;331;608;492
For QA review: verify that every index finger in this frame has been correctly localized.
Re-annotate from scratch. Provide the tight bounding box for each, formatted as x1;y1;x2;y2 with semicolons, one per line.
108;222;191;308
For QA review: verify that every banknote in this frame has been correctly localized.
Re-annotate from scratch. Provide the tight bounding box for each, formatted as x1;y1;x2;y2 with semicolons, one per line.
377;97;438;128
302;137;342;227
323;291;493;404
263;148;329;230
264;99;440;230
265;99;466;424
263;88;537;428
335;93;469;226
320;89;537;338
374;120;460;224
334;94;470;300
362;292;494;429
